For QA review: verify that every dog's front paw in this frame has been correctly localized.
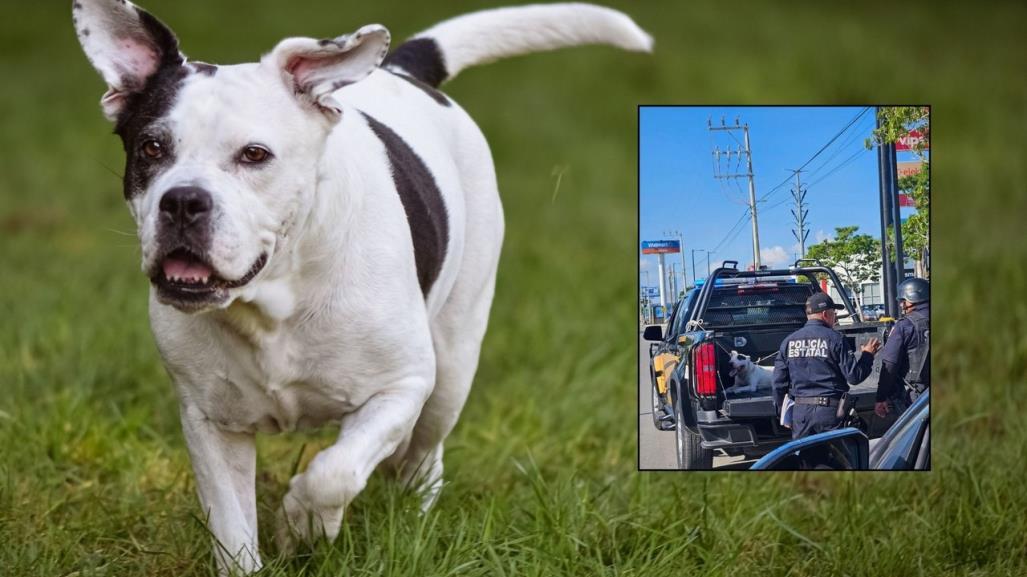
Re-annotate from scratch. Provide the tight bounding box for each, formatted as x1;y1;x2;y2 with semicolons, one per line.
275;484;345;553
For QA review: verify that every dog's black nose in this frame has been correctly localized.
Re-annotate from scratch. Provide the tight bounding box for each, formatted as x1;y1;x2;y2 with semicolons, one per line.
159;187;213;226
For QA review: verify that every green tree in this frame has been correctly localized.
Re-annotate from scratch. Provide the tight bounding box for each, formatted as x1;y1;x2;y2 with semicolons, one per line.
806;226;882;308
870;106;930;156
868;106;930;277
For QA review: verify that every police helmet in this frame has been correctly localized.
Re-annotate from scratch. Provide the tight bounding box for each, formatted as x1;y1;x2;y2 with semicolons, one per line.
897;277;929;304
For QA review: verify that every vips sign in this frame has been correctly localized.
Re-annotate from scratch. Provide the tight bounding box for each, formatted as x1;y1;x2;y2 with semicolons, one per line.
895;129;928;151
641;240;681;254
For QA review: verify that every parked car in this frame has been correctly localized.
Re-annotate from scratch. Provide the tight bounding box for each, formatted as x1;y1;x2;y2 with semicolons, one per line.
861;304;885;321
750;390;930;470
642;259;895;469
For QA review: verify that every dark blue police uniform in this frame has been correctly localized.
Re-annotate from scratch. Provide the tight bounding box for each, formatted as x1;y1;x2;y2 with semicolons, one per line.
773;295;876;439
876;302;930;410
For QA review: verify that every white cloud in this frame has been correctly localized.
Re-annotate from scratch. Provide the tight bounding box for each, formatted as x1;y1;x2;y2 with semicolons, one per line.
640;258;650;270
814;229;832;243
760;245;791;267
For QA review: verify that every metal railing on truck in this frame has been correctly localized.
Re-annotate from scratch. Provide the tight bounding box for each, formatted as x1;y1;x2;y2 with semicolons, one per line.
687;259;861;329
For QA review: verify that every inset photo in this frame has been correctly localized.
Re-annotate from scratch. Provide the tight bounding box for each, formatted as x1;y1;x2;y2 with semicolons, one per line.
638;106;930;471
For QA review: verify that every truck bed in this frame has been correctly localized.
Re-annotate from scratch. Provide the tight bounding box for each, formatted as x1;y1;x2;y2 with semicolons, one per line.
720;351;895;437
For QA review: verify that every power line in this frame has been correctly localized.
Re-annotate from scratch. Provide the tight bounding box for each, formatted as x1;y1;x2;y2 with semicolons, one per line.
711;208;751;254
794;107;870;174
721;216;751;254
762;145;870;214
805;112;875;180
806;147;868;189
758;107;871;202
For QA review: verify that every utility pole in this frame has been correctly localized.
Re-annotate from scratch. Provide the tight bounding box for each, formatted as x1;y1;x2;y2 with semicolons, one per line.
657;254;667;312
876;109;897;319
710;116;761;268
889;142;906;284
790;169;810;258
664;229;689;291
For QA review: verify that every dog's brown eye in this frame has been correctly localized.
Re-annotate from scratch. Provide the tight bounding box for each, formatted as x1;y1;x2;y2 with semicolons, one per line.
142;139;164;159
240;145;271;164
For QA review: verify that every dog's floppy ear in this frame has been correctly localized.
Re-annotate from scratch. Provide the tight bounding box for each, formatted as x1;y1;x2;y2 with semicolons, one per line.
266;24;390;117
73;0;184;121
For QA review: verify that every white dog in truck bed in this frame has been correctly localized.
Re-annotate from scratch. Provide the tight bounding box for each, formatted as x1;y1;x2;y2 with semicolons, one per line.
726;350;774;394
72;0;650;573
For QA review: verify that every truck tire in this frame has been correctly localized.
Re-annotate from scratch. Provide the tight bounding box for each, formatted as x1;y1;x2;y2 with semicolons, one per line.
675;399;713;469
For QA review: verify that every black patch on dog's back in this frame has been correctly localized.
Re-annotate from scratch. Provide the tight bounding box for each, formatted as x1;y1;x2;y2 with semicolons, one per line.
389;71;451;107
361;112;449;297
383;38;448;88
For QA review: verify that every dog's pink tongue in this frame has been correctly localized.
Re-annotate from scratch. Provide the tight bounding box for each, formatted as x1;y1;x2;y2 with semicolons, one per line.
163;257;212;280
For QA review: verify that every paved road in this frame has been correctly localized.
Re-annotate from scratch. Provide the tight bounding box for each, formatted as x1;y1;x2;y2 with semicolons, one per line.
638;335;755;470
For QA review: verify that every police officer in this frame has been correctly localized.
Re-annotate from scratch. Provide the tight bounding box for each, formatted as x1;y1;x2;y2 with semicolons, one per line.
874;278;931;418
773;293;882;439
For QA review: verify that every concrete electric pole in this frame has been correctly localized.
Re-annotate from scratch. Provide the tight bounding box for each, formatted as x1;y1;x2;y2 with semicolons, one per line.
664;229;689;290
710;116;761;268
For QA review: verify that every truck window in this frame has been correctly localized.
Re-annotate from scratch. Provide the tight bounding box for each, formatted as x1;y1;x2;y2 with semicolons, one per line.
703;284;814;328
669;289;698;337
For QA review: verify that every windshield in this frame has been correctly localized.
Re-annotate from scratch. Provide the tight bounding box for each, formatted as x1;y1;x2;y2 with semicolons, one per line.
702;284;814;328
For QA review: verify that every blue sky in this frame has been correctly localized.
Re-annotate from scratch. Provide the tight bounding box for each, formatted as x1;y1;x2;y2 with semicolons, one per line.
640;106;918;290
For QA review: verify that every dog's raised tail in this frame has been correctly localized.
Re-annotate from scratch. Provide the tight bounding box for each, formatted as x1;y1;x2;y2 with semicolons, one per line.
383;3;652;88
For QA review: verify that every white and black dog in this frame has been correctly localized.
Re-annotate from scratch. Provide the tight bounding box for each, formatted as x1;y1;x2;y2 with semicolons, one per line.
725;350;774;394
73;0;650;573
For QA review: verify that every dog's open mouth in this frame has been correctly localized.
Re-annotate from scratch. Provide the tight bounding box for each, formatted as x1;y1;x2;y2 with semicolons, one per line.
152;248;267;308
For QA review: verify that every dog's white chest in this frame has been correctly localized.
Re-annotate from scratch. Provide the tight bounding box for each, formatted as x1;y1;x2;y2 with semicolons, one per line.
178;325;362;434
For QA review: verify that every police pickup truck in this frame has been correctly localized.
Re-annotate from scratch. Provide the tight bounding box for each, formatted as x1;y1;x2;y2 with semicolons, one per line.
643;260;896;469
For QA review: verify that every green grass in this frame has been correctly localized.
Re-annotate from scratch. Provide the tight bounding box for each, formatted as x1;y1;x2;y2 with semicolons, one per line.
2;0;1026;575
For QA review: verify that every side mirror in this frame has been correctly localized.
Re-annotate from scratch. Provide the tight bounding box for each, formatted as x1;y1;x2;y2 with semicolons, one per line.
750;428;869;470
642;325;663;341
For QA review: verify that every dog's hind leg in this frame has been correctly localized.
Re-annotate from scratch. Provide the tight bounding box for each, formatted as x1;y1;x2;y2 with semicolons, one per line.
388;128;504;511
394;269;499;510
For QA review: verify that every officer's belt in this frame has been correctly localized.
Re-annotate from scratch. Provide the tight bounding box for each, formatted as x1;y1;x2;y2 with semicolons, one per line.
793;396;842;407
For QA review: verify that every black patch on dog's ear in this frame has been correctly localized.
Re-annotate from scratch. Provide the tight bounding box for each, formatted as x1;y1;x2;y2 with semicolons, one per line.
389;71;450;107
383;38;448;88
360;112;449;297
